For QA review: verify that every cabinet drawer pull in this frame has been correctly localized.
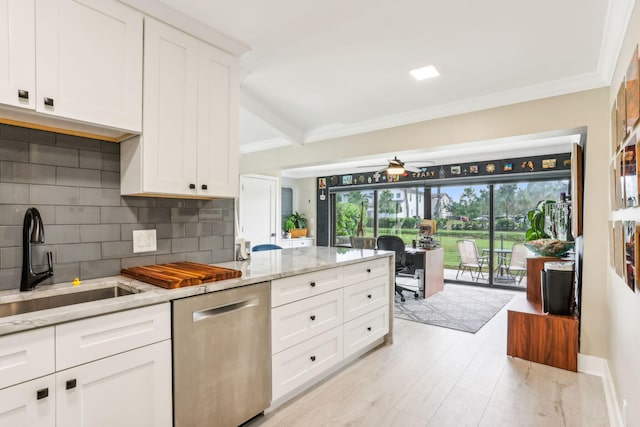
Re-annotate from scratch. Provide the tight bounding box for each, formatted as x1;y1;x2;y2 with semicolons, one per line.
66;379;77;390
201;184;208;190
310;315;316;321
367;326;372;331
189;183;196;189
367;294;372;299
310;355;316;362
366;268;371;273
44;97;54;107
36;388;49;400
309;281;316;288
18;89;29;100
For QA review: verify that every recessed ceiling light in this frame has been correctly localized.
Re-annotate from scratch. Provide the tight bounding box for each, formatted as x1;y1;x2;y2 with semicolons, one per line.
410;65;439;81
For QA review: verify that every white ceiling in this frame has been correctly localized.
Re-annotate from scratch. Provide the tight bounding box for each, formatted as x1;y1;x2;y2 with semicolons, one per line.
157;0;631;176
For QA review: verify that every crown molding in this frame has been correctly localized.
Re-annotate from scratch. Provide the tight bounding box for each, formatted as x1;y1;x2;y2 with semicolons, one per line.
598;0;637;85
240;137;292;154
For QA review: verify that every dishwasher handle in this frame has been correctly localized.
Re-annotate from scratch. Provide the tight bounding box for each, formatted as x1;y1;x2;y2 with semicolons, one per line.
192;297;260;322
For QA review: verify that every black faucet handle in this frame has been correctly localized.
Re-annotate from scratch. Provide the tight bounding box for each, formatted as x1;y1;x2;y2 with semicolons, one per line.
46;251;53;272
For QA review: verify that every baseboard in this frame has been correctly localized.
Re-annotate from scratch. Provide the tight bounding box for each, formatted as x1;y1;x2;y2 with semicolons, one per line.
578;353;623;427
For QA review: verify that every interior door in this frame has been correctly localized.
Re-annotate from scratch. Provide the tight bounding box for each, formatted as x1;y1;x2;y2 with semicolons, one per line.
239;175;278;247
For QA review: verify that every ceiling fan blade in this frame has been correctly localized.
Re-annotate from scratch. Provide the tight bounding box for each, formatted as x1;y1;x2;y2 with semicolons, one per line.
405;165;421;173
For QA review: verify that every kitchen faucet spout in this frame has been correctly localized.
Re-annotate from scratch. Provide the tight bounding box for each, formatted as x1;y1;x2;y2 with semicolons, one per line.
21;208;54;292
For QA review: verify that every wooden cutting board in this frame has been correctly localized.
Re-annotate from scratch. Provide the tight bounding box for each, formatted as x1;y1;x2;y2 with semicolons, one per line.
121;261;242;289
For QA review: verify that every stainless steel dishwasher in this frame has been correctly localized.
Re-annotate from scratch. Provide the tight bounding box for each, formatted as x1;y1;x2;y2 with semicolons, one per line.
172;282;271;426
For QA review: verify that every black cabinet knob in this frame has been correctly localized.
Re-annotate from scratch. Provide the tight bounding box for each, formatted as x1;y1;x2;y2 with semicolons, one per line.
18;89;29;100
189;183;196;189
310;355;316;362
310;315;316;321
37;388;49;400
44;97;54;107
309;281;316;288
367;294;372;299
201;184;208;190
366;268;371;273
66;379;77;390
367;326;372;331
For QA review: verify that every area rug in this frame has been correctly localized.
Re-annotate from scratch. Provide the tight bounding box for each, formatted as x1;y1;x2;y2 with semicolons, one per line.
394;284;515;333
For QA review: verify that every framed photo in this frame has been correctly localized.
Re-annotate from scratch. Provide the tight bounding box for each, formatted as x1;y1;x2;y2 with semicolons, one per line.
503;162;513;171
615;221;625;279
542;158;557;169
624;220;636;291
610;221;616;269
612;100;618;155
451;166;461;175
617;80;627;146
618;151;626;209
318;177;327;189
469;165;478;174
626;46;640;133
624;135;638;207
342;175;352;185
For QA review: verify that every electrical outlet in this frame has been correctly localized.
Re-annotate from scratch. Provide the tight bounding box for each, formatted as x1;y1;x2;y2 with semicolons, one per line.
132;229;157;253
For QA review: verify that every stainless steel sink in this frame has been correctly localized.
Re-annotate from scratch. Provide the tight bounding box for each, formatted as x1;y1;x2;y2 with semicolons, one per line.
0;285;135;318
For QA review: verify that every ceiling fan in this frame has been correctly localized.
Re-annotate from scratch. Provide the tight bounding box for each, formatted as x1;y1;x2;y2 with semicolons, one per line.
358;156;433;175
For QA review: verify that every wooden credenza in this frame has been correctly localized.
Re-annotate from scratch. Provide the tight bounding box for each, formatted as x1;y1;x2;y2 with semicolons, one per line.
506;256;579;371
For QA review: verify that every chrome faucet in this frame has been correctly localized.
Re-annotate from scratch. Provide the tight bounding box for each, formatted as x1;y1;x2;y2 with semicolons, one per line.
21;208;54;292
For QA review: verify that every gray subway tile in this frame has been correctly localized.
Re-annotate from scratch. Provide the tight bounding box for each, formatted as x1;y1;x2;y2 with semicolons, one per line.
156;239;171;255
1;125;55;145
211;248;233;263
0;247;20;268
101;141;120;154
198;208;223;222
0;205;52;226
80;224;121;242
56;134;102;152
185;251;213;264
0;183;29;204
155;198;184;208
102;241;134;259
40;262;80;286
55;206;100;224
57;167;101;188
186;223;212;237
171;237;199;253
211;222;234;235
32;245;57;265
30;185;79;205
56;243;101;263
185;199;213;209
121;255;156;269
210;199;233;209
156;253;186;264
121;196;156;208
223;208;234;223
101;171;120;189
80;259;121;279
79;151;102;170
0;268;21;290
0;139;29;162
103;153;119;172
223;235;234;249
171;208;199;223
30;144;78;167
139;207;171;223
79;188;121;206
199;235;224;251
0;226;22;246
101;206;138;224
156;223;184;239
1;161;56;184
45;225;80;244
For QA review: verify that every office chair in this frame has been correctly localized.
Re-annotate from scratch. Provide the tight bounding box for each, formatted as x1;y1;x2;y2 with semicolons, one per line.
252;244;283;252
377;235;418;302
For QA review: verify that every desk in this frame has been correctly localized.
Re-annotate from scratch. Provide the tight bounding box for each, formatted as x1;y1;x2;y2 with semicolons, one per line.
407;247;444;298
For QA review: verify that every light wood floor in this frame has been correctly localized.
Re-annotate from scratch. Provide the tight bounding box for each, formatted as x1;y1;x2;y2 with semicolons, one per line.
247;286;609;427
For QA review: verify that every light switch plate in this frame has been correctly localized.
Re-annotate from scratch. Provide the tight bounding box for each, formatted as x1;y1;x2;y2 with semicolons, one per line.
133;229;157;253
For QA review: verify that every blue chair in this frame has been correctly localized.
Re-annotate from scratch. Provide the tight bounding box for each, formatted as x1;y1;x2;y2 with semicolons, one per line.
252;244;283;252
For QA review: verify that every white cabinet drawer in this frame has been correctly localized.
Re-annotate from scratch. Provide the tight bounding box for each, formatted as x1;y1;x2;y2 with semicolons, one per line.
343;275;389;322
0;374;55;426
272;326;343;400
343;306;389;358
0;327;54;389
272;289;343;354
56;303;170;370
343;258;389;287
271;267;343;307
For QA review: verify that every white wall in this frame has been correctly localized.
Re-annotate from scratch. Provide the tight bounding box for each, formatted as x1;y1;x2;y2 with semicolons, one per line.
607;1;640;423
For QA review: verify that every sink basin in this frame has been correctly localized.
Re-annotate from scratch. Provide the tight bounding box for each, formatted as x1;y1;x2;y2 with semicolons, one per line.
0;285;135;318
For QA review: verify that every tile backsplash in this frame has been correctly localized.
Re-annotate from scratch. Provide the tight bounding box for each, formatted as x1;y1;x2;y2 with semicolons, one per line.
0;124;235;291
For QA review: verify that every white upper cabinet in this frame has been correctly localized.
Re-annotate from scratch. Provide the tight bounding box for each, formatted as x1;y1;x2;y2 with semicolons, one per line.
0;0;36;110
0;0;143;137
35;0;143;132
121;16;239;199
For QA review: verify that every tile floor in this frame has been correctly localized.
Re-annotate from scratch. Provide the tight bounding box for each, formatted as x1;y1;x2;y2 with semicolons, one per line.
247;286;609;427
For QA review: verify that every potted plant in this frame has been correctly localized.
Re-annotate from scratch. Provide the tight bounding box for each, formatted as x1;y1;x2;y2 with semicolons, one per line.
524;200;574;257
284;212;308;238
525;200;553;241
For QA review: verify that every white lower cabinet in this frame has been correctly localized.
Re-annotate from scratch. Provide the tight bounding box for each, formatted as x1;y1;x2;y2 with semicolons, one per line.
272;326;343;400
0;303;171;427
0;375;55;427
343;306;389;358
56;340;172;427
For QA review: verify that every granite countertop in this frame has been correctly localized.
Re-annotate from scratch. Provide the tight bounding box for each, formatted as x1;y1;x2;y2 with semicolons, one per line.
0;246;392;336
